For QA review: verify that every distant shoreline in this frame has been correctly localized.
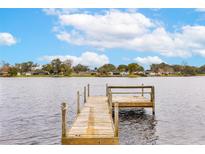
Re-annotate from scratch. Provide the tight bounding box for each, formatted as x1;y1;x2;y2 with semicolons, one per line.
1;74;205;78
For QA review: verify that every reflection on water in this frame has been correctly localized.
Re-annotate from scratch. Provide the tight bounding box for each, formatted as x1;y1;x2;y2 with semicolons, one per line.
119;109;157;144
1;77;205;144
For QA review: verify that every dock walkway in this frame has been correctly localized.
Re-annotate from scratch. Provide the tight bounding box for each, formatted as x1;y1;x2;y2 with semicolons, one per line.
61;96;118;144
61;84;155;145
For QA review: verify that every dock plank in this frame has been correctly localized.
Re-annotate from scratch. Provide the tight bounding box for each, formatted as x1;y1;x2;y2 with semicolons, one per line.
112;96;153;108
62;96;118;145
61;85;155;145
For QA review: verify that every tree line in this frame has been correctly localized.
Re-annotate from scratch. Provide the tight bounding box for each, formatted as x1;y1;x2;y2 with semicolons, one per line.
1;59;205;77
150;62;205;76
0;59;144;77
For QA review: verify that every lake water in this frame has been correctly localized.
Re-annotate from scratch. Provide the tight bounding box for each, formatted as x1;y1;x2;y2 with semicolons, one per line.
1;77;205;145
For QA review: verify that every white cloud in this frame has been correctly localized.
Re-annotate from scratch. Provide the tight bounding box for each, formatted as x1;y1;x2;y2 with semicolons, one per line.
42;8;81;16
59;9;154;37
195;8;205;12
0;32;17;46
39;51;109;68
44;9;205;58
134;56;164;65
55;9;156;49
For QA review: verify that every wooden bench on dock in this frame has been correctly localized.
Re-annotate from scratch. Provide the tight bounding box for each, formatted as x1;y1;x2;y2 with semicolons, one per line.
61;84;155;145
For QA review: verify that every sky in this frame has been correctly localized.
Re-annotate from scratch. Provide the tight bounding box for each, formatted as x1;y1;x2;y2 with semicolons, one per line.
1;8;205;69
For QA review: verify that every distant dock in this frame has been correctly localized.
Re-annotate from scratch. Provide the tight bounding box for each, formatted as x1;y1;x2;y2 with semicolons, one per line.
61;84;155;145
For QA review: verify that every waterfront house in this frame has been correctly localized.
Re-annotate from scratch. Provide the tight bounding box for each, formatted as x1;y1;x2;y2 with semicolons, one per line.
120;71;129;76
17;72;21;76
25;72;32;76
0;65;10;77
112;71;121;76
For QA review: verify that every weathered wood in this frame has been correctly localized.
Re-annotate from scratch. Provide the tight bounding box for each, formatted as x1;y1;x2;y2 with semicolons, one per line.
77;91;80;114
152;86;155;115
114;103;119;137
108;85;154;112
111;92;151;95
62;137;118;145
87;84;90;97
111;95;153;108
84;86;86;103
108;85;153;89
61;102;67;137
106;83;108;96
66;134;115;138
108;89;112;114
112;103;153;108
62;84;155;145
112;96;151;103
62;96;118;145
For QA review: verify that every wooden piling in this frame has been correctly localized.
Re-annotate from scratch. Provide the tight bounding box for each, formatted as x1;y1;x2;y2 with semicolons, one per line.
84;86;86;103
87;84;90;97
151;86;155;115
61;102;67;137
114;103;119;137
77;91;80;114
106;83;108;96
108;89;110;105
141;83;144;96
108;88;112;114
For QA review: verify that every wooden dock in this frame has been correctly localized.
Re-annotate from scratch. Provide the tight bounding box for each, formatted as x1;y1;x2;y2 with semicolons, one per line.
107;85;155;114
61;84;155;145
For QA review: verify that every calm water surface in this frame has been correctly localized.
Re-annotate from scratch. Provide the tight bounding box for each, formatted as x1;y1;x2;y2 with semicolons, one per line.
1;77;205;144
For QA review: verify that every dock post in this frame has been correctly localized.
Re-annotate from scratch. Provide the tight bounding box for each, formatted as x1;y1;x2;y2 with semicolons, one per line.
151;86;155;115
106;83;108;96
141;83;144;96
61;102;67;138
114;103;119;137
108;89;110;104
108;89;112;114
84;86;86;103
87;84;90;97
77;91;80;114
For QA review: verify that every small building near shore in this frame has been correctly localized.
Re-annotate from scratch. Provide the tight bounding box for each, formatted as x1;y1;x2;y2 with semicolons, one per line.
25;72;32;76
120;71;129;76
112;71;120;76
17;72;21;76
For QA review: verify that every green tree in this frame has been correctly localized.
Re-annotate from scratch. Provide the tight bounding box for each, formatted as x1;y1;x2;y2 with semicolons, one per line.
60;63;72;76
51;58;62;74
172;65;184;73
199;65;205;74
0;63;10;76
98;64;116;75
73;64;89;73
42;64;53;74
128;63;144;74
15;63;22;73
182;66;198;76
8;66;18;76
60;60;72;76
15;61;37;73
150;62;173;73
42;59;72;76
117;64;128;72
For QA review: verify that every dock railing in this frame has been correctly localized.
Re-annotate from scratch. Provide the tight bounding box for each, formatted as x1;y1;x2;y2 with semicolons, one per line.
61;84;119;144
107;85;155;114
61;84;155;144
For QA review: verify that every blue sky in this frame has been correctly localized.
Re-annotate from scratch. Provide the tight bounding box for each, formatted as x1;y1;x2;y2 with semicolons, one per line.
1;8;205;69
